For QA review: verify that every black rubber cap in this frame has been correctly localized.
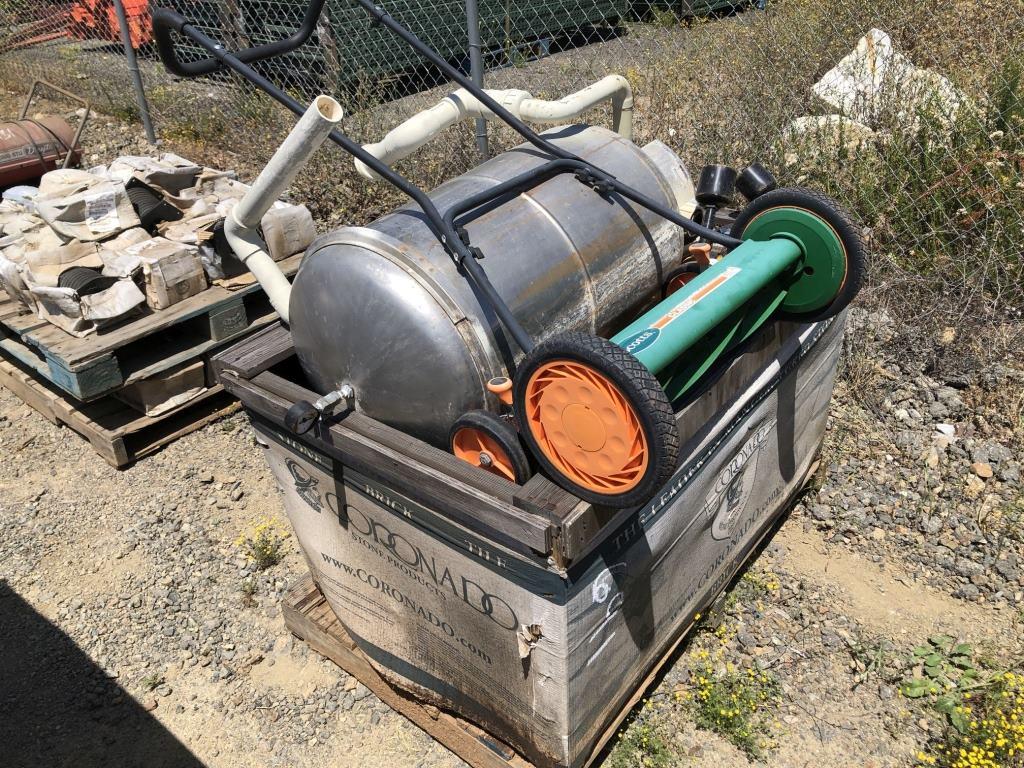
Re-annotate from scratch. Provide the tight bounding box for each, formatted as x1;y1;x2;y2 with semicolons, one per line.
284;401;319;435
736;162;778;202
695;164;737;206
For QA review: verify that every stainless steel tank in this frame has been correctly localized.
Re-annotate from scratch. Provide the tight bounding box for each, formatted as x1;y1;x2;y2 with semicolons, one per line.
289;125;695;446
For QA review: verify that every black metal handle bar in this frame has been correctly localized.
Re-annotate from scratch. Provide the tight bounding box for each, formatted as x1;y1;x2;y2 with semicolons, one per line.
152;1;328;77
151;11;536;353
444;157;742;247
151;1;742;358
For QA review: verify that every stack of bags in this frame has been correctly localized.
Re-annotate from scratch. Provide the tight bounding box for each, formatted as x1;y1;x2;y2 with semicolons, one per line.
0;153;314;337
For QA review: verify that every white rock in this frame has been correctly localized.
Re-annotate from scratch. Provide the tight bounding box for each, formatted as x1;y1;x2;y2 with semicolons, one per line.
812;28;971;132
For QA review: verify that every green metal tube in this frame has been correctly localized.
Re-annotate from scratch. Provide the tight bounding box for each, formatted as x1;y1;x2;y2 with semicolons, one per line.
612;237;803;376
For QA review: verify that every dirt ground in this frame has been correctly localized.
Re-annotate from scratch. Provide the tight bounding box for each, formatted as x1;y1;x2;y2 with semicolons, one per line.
1;82;1022;768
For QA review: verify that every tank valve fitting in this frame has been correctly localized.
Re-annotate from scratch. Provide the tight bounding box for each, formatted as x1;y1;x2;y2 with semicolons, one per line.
284;385;355;435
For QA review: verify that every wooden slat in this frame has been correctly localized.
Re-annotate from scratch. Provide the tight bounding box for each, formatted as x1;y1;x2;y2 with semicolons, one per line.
0;354;239;467
0;281;288;401
254;371;527;504
222;369;553;557
3;311;49;336
211;321;294;380
282;575;532;768
122;308;276;386
512;475;582;523
0;290;24;322
213;327;554;509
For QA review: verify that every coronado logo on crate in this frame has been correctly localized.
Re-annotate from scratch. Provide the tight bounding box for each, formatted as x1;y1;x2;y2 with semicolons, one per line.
318;550;498;666
702;418;776;540
286;459;323;513
264;441;525;638
327;496;521;633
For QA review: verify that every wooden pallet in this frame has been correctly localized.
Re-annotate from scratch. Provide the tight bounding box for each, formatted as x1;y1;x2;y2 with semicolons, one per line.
283;573;716;768
0;352;239;468
282;575;535;768
0;252;301;401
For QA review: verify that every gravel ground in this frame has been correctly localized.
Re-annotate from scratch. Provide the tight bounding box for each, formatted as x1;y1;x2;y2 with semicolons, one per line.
1;89;1023;768
0;407;465;768
1;346;1021;768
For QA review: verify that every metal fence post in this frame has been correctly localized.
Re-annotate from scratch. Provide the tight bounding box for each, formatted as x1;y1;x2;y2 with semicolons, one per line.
111;0;157;144
465;0;489;159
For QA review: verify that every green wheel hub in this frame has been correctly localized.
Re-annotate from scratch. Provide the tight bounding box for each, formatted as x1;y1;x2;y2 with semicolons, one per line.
737;206;848;315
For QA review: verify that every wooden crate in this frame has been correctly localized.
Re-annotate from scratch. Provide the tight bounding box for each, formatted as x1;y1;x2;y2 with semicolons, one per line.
282;488;802;768
0;352;239;468
216;315;846;768
0;252;301;401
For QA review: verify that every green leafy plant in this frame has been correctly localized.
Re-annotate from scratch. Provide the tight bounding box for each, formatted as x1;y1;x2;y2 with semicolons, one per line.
681;658;780;759
606;716;673;768
724;570;780;613
240;577;257;607
845;633;899;690
900;636;982;734
915;670;1024;768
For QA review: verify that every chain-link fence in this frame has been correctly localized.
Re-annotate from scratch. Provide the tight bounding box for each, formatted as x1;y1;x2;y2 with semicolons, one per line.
3;0;1023;326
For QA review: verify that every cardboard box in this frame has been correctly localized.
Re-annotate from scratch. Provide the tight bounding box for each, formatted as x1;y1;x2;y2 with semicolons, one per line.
126;236;207;310
239;315;846;768
116;359;207;416
261;203;315;261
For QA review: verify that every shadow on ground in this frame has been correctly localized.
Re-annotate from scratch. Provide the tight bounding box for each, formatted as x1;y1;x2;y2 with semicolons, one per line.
0;580;205;768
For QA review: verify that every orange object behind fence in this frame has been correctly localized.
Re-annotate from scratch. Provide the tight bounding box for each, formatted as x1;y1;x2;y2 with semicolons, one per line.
70;0;152;48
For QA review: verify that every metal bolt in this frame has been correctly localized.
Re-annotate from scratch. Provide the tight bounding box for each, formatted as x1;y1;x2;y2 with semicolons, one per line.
478;452;493;467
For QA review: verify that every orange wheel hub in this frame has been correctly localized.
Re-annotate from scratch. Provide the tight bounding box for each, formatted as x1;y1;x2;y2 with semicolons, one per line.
523;360;649;494
451;427;519;482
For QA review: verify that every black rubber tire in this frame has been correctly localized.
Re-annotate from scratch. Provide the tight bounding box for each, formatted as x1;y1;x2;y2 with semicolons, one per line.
126;183;181;230
513;333;679;508
449;410;531;485
730;186;866;323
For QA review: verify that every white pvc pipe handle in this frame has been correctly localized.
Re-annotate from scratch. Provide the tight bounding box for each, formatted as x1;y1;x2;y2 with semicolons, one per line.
225;95;343;324
354;75;634;181
235;95;344;228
